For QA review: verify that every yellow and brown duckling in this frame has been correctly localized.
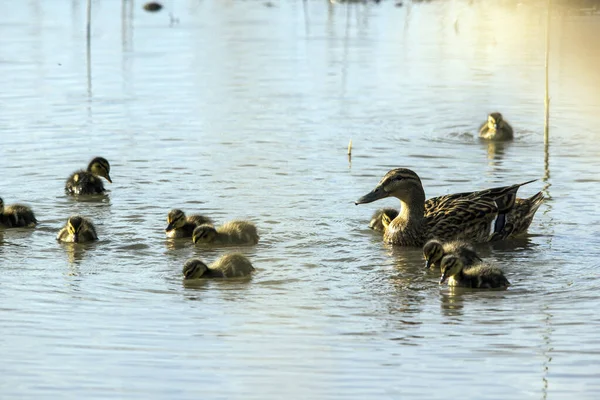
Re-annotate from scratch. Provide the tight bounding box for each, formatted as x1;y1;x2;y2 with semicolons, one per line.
165;209;213;238
183;253;255;279
192;220;259;246
355;168;544;246
57;215;98;243
65;157;112;195
439;254;510;289
369;208;399;232
0;197;37;228
479;112;513;141
422;239;482;269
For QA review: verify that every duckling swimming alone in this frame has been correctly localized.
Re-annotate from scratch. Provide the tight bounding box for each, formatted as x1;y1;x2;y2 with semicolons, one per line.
479;112;513;141
369;208;399;232
57;215;98;243
0;197;37;228
423;239;481;269
65;157;112;195
192;220;259;246
439;254;510;289
183;253;255;279
165;209;213;238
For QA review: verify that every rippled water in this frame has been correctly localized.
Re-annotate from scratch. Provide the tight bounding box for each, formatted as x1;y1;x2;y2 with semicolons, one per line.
1;0;600;398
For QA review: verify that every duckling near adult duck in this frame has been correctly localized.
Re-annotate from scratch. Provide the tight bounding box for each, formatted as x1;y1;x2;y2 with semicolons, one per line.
57;215;98;243
422;239;482;269
65;157;112;195
165;209;213;238
192;220;259;246
479;112;514;141
369;208;399;232
183;253;255;279
355;168;544;246
0;197;37;228
439;254;510;289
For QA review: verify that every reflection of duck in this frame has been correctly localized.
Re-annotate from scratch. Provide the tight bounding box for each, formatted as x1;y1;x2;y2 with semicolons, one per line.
0;197;37;228
65;157;112;195
355;168;544;246
57;216;98;243
479;112;513;141
369;208;399;232
183;253;255;279
165;209;213;239
192;220;259;246
440;254;510;289
422;239;481;269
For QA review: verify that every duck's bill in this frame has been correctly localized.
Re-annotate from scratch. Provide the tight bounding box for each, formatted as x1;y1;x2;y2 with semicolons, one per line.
192;236;198;244
355;186;387;205
425;259;432;269
165;224;174;232
439;274;448;284
105;174;112;183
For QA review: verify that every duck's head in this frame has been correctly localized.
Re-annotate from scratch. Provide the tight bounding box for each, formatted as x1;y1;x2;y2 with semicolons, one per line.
423;239;444;269
486;112;505;132
192;224;218;244
0;197;4;213
440;255;464;284
166;209;186;232
67;215;85;242
355;168;423;205
182;259;209;279
88;157;112;183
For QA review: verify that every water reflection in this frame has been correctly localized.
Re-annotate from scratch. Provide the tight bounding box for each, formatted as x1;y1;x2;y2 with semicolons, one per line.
59;241;96;264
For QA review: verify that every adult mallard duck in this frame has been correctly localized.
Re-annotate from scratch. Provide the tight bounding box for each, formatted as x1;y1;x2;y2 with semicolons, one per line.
479;112;513;141
369;208;399;232
192;220;259;246
0;197;37;228
355;168;544;246
65;157;112;195
57;215;98;243
165;209;213;238
422;239;482;269
440;254;510;289
183;253;255;279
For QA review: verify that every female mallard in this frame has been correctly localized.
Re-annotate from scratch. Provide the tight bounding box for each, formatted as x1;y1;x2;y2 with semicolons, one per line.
66;157;112;195
57;215;98;243
355;168;544;246
183;253;255;279
192;220;259;246
369;208;399;232
0;197;37;228
479;112;513;141
422;239;481;269
165;209;213;238
440;254;510;289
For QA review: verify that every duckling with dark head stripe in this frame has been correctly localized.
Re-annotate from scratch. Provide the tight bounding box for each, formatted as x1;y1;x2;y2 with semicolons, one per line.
66;157;112;195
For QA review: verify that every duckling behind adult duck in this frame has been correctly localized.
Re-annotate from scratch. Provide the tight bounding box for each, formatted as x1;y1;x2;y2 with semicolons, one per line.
65;157;112;195
57;215;98;243
440;254;510;289
422;239;481;269
355;168;544;246
165;209;213;238
0;197;37;228
369;208;399;232
479;112;514;141
183;253;255;279
192;220;259;246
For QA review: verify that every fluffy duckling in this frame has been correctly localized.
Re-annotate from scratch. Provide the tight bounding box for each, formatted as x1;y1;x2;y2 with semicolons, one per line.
65;157;112;195
192;220;259;246
57;215;98;243
479;112;514;141
423;239;481;269
165;209;213;238
183;253;255;279
369;208;399;232
439;254;510;289
0;197;37;228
